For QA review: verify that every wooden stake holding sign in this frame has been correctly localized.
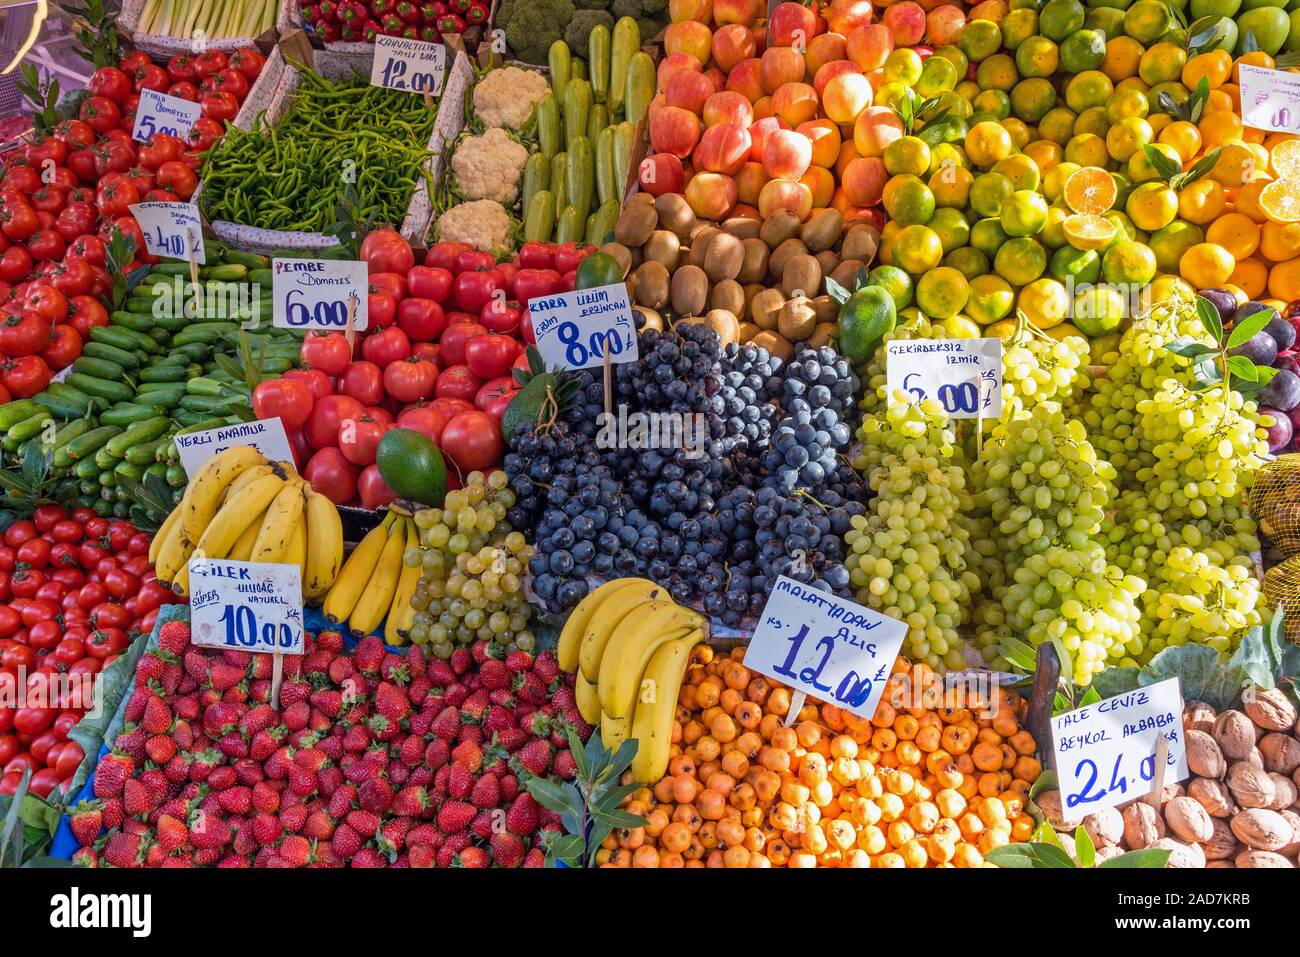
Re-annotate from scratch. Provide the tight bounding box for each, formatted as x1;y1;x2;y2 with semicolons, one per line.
783;691;808;728
188;228;202;320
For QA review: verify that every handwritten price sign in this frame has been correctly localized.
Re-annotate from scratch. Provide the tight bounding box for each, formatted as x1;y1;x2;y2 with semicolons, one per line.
127;202;205;264
1239;64;1300;135
528;283;639;372
743;576;907;719
1051;677;1189;822
370;35;447;95
271;258;368;331
132;89;202;144
175;418;294;480
886;337;1002;419
189;559;303;656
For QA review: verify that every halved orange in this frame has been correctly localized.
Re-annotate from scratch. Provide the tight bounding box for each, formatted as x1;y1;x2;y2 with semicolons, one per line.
1063;166;1118;215
1063;212;1119;250
1270;137;1300;181
1260;177;1300;224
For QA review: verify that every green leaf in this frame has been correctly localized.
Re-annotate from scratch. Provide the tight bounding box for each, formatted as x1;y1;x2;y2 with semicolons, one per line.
0;765;32;868
1099;848;1172;868
1140;643;1244;711
1172;147;1221;190
1029;769;1058;801
1227;354;1259;382
1031;842;1078;868
524;776;584;822
590;806;649;829
1079;685;1102;708
1073;825;1096;869
999;635;1038;673
1226;307;1275;349
1141;142;1181;183
547;833;585;867
982;845;1041;868
1164;337;1218;359
1190;77;1211;124
1241;30;1258;55
1052;691;1071;716
1157;90;1181;118
825;275;851;305
1195;296;1223;343
854;266;871;291
585;824;613;865
1048;637;1073;691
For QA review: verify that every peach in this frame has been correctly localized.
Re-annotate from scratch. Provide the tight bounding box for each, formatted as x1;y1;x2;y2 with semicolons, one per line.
638;152;687;196
713;0;762;26
695;122;753;174
657;52;702;92
835;139;859;179
846;23;893;71
685;171;738;220
669;0;712;23
812;59;862;97
748;115;789;161
826;0;875;35
731;202;760;218
667;70;717;115
797;118;841;168
771;81;820;126
664;21;714;67
711;23;757;71
758;178;814;220
726;58;765;102
852;105;905;157
769;1;819;48
703;90;754;128
735;161;769;205
800;166;835;208
883;1;926;46
822;72;873;124
762;128;813;180
760;46;806;95
650;106;703;159
842;155;888;206
926;5;965;45
804;32;847;77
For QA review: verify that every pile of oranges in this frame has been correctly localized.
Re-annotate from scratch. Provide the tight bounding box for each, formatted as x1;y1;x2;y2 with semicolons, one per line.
597;648;1041;867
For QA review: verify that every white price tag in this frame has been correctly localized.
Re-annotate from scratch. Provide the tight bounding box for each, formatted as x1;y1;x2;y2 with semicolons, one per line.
370;35;447;95
742;576;907;720
272;258;368;331
176;418;295;480
885;337;1002;419
128;202;205;264
1239;64;1300;135
1051;677;1189;823
189;558;304;656
528;283;639;372
132;89;202;144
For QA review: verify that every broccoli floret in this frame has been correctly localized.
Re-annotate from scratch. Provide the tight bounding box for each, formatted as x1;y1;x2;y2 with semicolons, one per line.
636;17;665;40
641;0;668;14
506;0;576;64
565;10;615;57
610;0;644;19
575;0;610;9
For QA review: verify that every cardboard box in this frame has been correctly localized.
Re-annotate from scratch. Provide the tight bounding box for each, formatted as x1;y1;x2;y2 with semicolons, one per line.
118;0;290;56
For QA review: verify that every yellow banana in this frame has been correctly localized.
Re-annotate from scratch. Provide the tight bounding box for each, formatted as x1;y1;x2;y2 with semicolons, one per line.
575;671;602;725
179;446;266;551
229;506;268;561
223;463;273;502
302;489;343;603
384;520;423;646
578;578;667;682
598;598;702;718
601;709;632;750
249;481;305;565
630;633;700;784
192;473;287;562
285;509;307;574
557;577;655;672
153;504;190;584
348;516;408;636
323;512;396;624
150;505;181;565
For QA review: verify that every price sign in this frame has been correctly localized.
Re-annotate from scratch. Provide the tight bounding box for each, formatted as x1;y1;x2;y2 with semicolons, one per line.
1239;64;1300;135
127;202;206;264
528;283;639;372
189;558;303;656
743;576;907;719
370;35;447;95
885;337;1002;419
271;258;368;331
176;418;295;479
132;89;202;144
1051;677;1189;822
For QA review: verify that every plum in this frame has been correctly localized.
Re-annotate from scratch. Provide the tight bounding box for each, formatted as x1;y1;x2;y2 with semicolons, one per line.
1265;314;1297;352
1261;368;1300;412
1289;404;1300;437
1229;330;1278;367
1201;288;1238;321
1260;406;1293;454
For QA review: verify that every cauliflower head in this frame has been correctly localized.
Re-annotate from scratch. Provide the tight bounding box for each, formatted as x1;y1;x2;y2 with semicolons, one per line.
434;200;513;253
451;128;529;206
473;66;551;131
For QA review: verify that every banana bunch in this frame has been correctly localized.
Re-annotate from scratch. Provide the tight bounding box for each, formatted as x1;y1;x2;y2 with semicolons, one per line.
150;445;343;602
321;508;421;646
557;579;706;785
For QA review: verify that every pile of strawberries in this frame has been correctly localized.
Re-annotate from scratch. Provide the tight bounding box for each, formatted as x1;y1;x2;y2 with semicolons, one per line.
67;619;592;867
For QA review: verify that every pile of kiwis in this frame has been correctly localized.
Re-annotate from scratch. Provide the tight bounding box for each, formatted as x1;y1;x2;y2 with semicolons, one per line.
595;192;879;362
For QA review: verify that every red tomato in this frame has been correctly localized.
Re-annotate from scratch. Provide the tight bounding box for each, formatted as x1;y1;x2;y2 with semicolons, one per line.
465;333;520;380
407;265;452;302
300;331;352;375
29;186;66;215
455;250;496;273
166;53;198;83
101;566;141;600
13;706;54;734
2;522;32;548
27;768;61;798
339;415;390;467
368;287;398;329
338;360;384;407
67;294;108;339
383;356;438;404
138;132;183;169
92;140;135;179
252;377;313;429
0;607;17;638
516;241;556;269
76;581;107;610
68;235;106;267
132;63;170;94
396;297;447;343
0;311;52;356
362;325;411;367
166;81;199;102
1;355;51;398
16;537;50;569
54;119;95;151
513;268;562;305
397;405;452;445
452;269;506;314
28;619;62;652
194;51;229;77
424;242;472;272
27;229;65;262
210;68;249;100
50;257;95;297
86;628;128;660
304;447;359;504
554;242;594;274
305;394;364;450
0;246;32;282
185;117;224;152
230;48;266;82
434;364;483;402
369;272;407;302
358;464;397;509
32;504;66;532
78;95;122;133
482;388;515;420
476;376;517;411
199;90;239;122
0;202;38;242
480;297;522;334
22;285;68;325
440;410;504;472
438;322;487;366
360;228;414;275
89;66;133;103
155;160;197;199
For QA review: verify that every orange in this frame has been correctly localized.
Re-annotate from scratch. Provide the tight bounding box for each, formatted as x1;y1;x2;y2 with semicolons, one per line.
1268;257;1300;302
1063;212;1118;250
1181;49;1231;91
965;120;1015;168
1177;178;1226;225
1198;110;1242;150
1101;36;1143;83
1270;137;1300;180
1179;243;1236;289
1064;132;1108;168
1206;213;1261;260
1023;138;1063;173
1210;141;1257;189
1157;120;1201;162
1233;179;1272;224
1063;165;1117;214
1261;178;1300;224
1260;220;1300;262
1234;50;1274;85
1228;257;1268;300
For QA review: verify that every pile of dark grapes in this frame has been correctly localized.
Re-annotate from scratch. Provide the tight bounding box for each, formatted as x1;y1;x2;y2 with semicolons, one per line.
504;325;867;626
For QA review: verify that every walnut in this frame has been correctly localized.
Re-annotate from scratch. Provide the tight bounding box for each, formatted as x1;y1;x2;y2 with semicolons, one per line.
1206;860;1236;868
1235;849;1295;868
1228;761;1277;809
1093;844;1124;864
1230;807;1293;851
1122;801;1165;850
1082;807;1123;848
1035;790;1068;831
1213;710;1256;760
1260;732;1300;776
1186;729;1226;779
1268;773;1298;811
1201;817;1241;861
1188;777;1236;818
1165;795;1214;843
1278;809;1300;857
1243;686;1298;732
1183;701;1217;733
1151;837;1206;868
1056;828;1077;862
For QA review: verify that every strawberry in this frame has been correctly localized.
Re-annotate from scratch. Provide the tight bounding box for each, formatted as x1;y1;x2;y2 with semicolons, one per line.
447;763;474;800
451;739;483;773
68;801;102;847
358;777;394;813
102;831;145;868
279;834;312;867
93;752;133;798
277;679;311;707
490;830;526;867
469;773;500;808
524;847;545;867
426;660;456;687
533;652;560;683
424;738;450;770
145;734;176;765
495;727;529;753
505;793;539;836
459;690;489;722
470;809;496;839
505;649;533;673
513;739;551;777
136;652;167;684
456;846;489;867
374;682;410;724
449;647;471;675
156;814;189;852
514;671;548;705
430;705;460;741
553;748;578;780
353;636;386;676
436;800;476;833
239;703;277;737
331;822;363;859
351;847;388;868
478;658;512;690
303;811;334;841
408;843;435;868
391;785;431;817
209;661;247;691
141;694;172;734
345;809;380;835
252;812;283;845
157;620;190;656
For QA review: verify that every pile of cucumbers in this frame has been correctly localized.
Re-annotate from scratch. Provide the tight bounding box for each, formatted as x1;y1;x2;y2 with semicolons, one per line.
0;243;301;527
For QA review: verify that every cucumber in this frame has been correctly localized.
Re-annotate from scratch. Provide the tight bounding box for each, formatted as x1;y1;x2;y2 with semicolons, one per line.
613;121;636;201
64;373;134;405
109;310;156;333
3;413;53;451
524;190;557;244
249;269;273;286
589;24;611;104
591;198;621;246
73;356;126;381
588;104;609;143
101;404;167;427
94;443;121;470
596;126;617;206
521;153;549;213
552;152;568;218
71;456;101;480
563;79;592;149
82;341;141;370
537;93;561;160
166;463;187;486
52;419;95;451
218;249;271;270
556;204;584;243
47;382;102;410
0;400;40;432
609;17;640;117
60;425;122;465
199;264;248;281
114;461;146;484
138;364;189;383
548;41;571;101
33;393;91;420
105;416;171;459
90;325;158;354
625;52;655;125
124;435;168;466
566;137;595;218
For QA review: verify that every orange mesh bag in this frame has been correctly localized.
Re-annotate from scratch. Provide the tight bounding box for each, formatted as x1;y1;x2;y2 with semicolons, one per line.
1250;454;1300;558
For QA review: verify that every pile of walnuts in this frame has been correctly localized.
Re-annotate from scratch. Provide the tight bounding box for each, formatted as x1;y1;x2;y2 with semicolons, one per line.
1036;688;1300;868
